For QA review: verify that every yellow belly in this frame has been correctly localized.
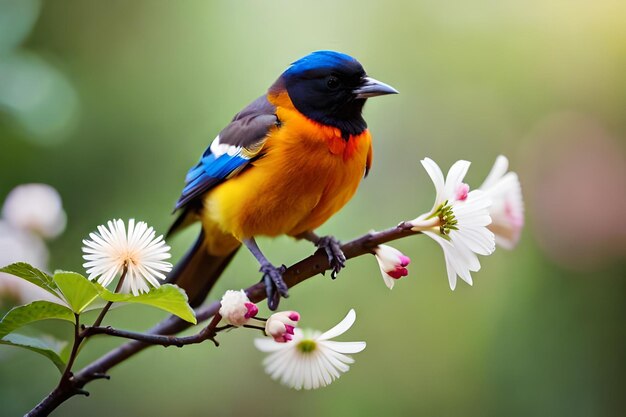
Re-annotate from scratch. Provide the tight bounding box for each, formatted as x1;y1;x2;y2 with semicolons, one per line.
203;106;371;242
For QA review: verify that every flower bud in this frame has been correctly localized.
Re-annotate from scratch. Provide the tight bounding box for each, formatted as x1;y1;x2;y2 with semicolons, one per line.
374;244;411;289
265;311;300;343
219;290;258;326
2;184;66;239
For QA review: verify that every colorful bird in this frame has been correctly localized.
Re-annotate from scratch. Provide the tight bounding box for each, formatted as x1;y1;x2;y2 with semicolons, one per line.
168;51;397;309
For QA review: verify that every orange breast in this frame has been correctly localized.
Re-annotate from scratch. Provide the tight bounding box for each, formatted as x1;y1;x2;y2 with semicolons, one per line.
204;92;372;240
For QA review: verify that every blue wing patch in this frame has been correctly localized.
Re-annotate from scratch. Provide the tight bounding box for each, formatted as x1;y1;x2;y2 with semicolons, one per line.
173;95;277;212
175;139;251;210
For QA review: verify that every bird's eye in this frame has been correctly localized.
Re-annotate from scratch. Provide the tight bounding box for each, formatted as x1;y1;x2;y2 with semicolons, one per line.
326;76;340;90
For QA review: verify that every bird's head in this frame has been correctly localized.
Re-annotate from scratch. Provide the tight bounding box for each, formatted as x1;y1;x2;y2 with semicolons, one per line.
270;51;398;137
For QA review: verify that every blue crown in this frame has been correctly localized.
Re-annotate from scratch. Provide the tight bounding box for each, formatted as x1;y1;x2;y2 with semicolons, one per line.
284;51;361;77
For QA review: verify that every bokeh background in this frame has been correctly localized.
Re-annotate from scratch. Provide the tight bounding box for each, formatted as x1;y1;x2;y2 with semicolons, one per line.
1;1;625;416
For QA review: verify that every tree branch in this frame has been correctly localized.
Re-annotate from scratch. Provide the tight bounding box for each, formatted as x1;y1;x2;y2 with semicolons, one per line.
81;315;227;348
27;221;418;416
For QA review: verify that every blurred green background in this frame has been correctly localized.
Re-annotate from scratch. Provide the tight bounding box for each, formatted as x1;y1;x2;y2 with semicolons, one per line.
1;0;625;416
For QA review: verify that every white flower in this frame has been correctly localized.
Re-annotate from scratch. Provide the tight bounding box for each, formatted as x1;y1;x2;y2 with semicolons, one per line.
254;309;366;390
374;245;411;289
0;221;48;270
479;155;524;249
411;158;495;290
265;311;301;342
82;219;172;296
0;220;61;305
219;290;258;326
2;183;66;239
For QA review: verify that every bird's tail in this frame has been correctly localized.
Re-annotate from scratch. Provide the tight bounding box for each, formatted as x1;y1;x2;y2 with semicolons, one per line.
166;229;240;307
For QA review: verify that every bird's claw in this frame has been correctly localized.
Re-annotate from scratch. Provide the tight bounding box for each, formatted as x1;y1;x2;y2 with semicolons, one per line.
316;235;346;279
260;263;288;310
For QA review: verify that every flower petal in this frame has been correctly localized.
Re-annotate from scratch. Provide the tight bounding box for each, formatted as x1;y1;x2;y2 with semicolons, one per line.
254;337;290;352
318;309;356;341
479;155;509;189
421;158;446;208
443;160;471;200
319;340;367;354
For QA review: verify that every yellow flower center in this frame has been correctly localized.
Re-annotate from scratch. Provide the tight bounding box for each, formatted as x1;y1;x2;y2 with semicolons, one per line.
117;250;140;267
297;339;317;353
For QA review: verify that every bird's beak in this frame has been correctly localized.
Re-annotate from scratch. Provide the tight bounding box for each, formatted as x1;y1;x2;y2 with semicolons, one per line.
353;76;399;99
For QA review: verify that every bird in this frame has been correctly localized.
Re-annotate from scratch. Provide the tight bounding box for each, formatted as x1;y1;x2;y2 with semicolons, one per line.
167;50;398;310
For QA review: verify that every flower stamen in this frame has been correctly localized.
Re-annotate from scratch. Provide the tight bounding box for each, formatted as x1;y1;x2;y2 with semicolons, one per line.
297;339;317;353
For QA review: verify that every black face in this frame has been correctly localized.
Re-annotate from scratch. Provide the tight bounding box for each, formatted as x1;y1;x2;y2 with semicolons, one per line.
283;66;368;137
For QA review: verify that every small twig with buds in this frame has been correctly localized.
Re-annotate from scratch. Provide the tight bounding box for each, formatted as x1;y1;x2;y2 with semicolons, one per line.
81;314;226;348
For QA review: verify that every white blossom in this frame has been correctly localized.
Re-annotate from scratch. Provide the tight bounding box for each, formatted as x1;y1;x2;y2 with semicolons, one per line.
411;158;495;290
255;309;366;390
0;220;60;305
479;155;524;249
82;219;172;296
2;183;66;239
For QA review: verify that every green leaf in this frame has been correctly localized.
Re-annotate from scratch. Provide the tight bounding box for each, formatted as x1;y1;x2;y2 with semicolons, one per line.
0;333;68;372
0;262;62;299
53;271;100;314
99;284;197;324
0;301;75;338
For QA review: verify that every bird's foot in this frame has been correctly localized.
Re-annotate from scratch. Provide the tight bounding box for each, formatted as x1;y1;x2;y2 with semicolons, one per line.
315;235;346;279
260;263;289;311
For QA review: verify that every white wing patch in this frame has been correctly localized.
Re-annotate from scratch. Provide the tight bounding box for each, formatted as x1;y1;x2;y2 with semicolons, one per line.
208;134;251;179
209;135;242;158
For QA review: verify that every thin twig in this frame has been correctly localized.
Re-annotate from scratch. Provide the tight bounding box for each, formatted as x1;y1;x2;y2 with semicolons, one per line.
91;265;128;329
58;314;81;385
242;324;267;333
82;326;201;347
82;317;228;348
27;222;419;416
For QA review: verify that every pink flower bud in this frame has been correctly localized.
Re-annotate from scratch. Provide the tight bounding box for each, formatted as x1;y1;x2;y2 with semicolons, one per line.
265;311;301;343
244;302;258;319
219;290;258;326
374;245;411;289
